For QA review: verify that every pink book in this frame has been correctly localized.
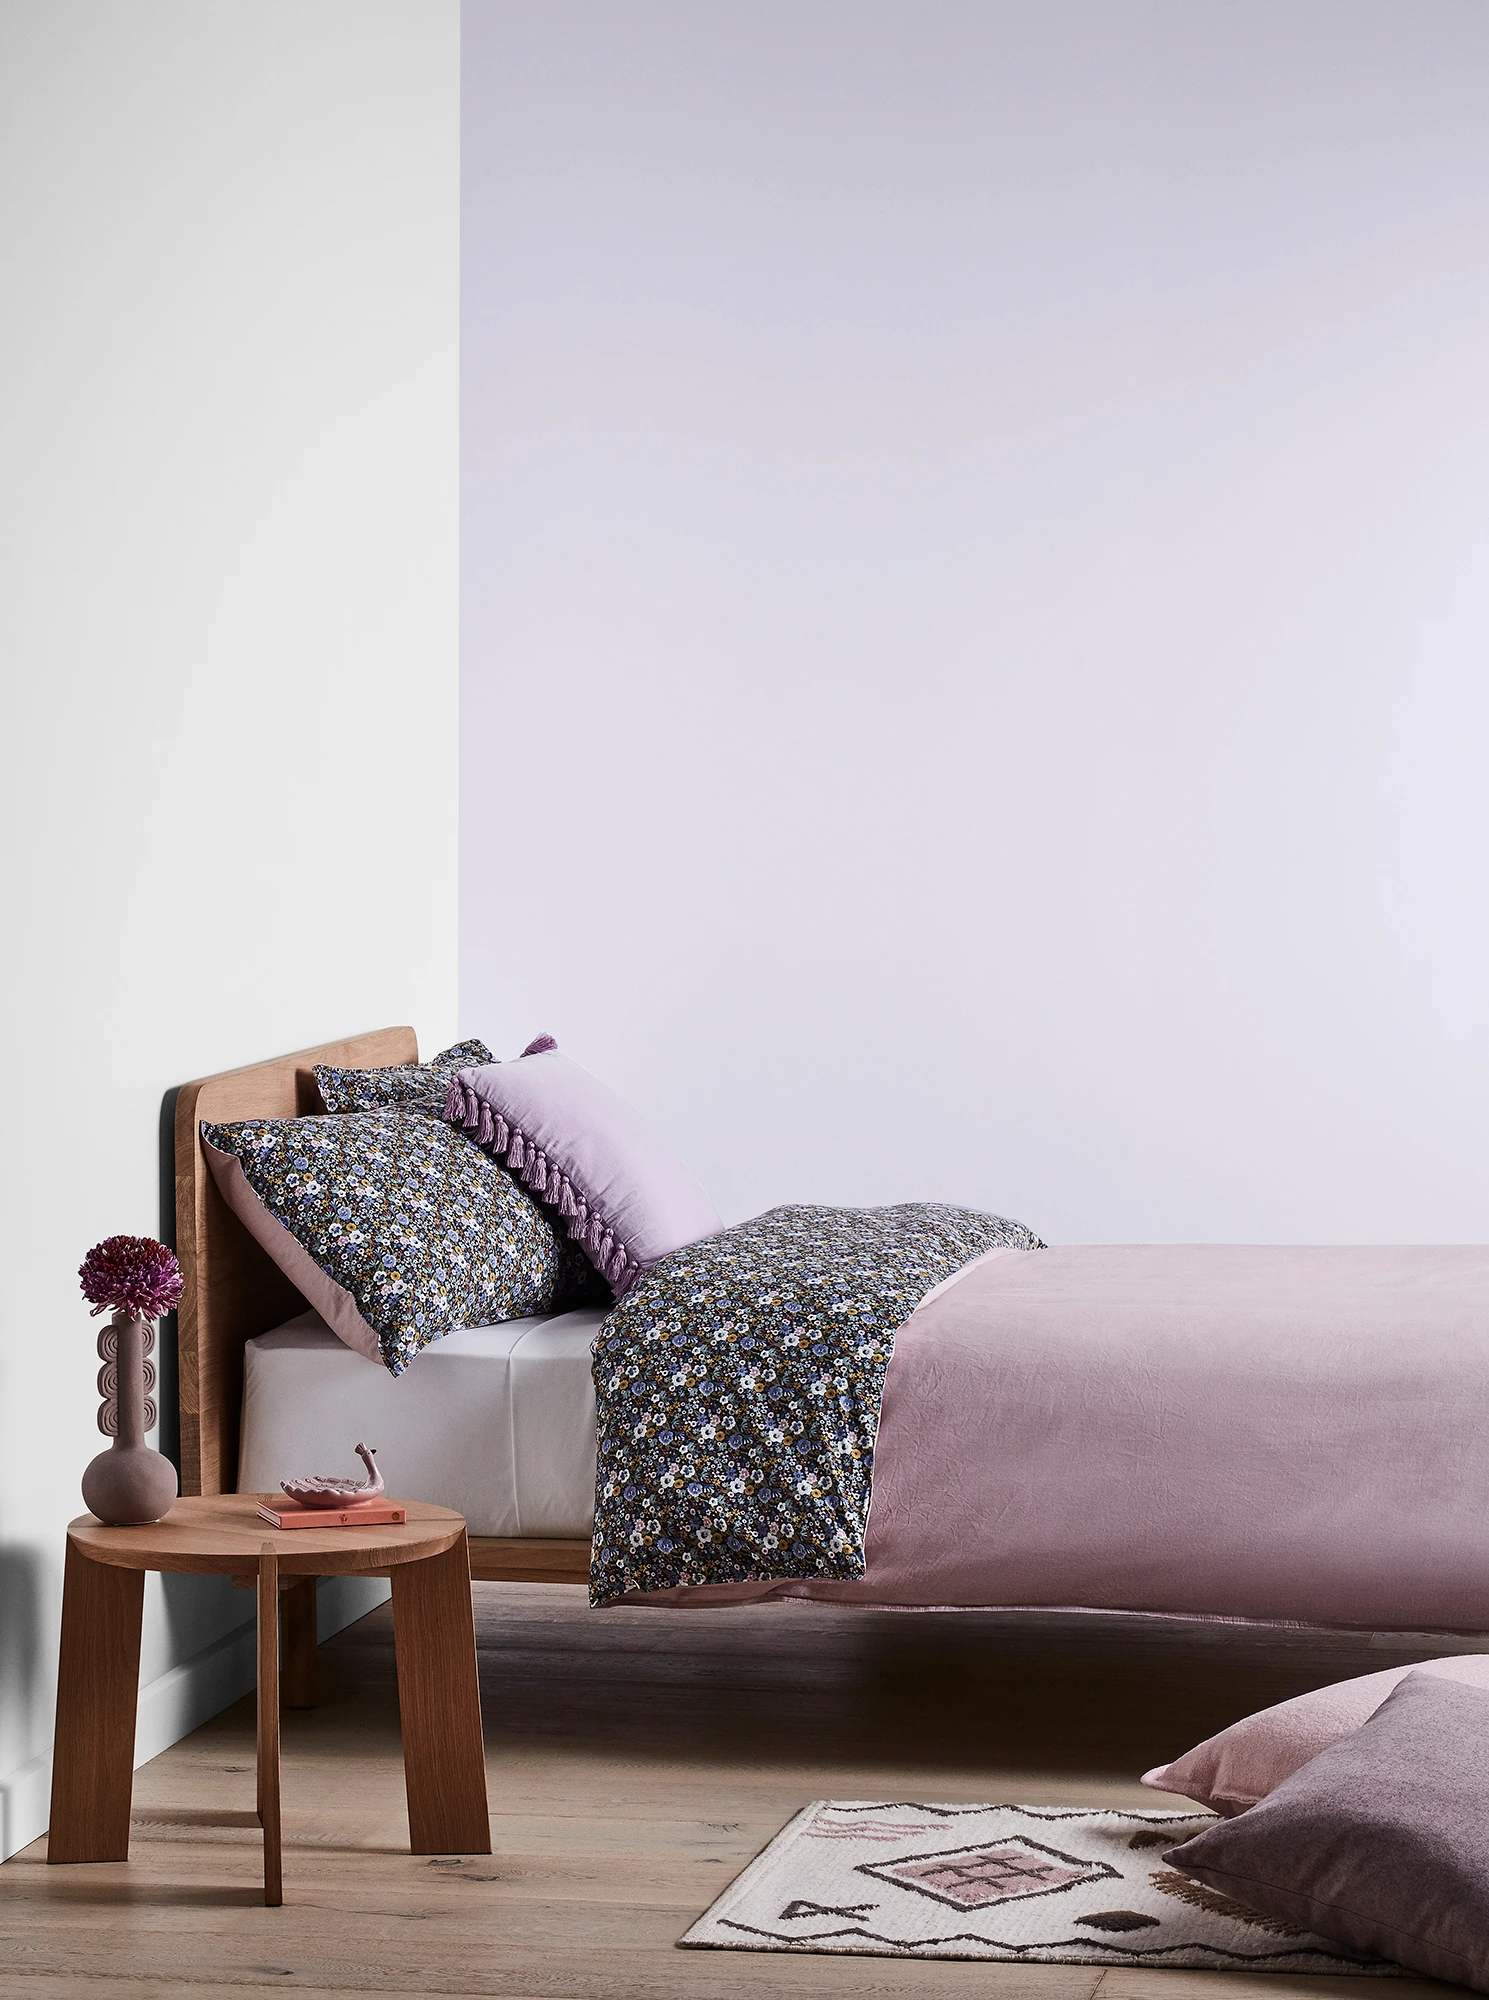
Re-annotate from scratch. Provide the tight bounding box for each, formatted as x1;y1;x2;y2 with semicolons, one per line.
257;1501;408;1530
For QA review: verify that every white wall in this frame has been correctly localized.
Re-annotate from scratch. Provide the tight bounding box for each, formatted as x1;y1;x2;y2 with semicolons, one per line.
462;0;1489;1247
0;1;459;1859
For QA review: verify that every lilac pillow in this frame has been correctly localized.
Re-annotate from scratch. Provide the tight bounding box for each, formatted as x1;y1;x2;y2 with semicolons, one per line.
1142;1652;1489;1815
1164;1673;1489;1988
442;1037;721;1292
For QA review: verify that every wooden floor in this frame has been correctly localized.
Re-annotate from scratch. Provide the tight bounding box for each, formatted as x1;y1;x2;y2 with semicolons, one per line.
1;1585;1457;1998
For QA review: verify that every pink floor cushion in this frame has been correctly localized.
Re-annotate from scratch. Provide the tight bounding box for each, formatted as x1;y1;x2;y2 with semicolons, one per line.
1143;1652;1489;1814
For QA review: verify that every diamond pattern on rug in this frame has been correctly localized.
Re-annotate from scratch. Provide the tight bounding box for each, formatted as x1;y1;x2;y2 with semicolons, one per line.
859;1835;1116;1911
678;1802;1409;1971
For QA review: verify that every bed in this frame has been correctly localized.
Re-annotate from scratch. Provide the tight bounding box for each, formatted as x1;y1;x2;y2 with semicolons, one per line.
177;1028;1489;1634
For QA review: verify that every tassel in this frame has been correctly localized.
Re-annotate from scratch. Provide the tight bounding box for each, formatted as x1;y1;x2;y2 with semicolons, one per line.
526;1152;548;1194
493;1115;509;1151
507;1134;525;1170
521;1033;558;1057
477;1102;495;1145
443;1079;464;1123
556;1179;578;1220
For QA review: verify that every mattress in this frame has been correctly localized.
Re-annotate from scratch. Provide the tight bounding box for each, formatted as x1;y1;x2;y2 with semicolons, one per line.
238;1307;604;1537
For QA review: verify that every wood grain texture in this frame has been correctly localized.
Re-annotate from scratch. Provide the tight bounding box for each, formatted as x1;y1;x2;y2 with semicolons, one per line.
256;1547;282;1906
45;1541;145;1865
391;1534;491;1856
13;1587;1458;1997
466;1536;589;1585
174;1026;416;1498
282;1577;318;1710
67;1495;465;1577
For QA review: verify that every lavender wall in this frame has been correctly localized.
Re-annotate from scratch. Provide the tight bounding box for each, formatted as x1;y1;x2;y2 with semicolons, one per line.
461;0;1489;1243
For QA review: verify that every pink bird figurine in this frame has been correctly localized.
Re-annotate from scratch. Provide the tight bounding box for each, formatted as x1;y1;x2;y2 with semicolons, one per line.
281;1443;385;1510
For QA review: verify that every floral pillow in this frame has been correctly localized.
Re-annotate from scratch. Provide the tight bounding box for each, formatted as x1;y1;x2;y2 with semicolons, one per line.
201;1107;597;1375
314;1039;496;1117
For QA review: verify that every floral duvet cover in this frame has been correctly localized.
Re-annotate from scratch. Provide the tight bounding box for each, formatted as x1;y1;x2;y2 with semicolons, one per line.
588;1202;1043;1606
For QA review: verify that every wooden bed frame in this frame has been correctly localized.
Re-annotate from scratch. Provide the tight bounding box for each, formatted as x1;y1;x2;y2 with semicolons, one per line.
174;1027;590;1588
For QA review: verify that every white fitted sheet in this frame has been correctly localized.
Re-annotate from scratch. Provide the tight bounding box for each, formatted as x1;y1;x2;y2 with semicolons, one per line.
238;1307;604;1537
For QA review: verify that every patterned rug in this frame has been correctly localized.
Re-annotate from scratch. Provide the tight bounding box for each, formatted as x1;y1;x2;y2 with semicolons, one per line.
679;1802;1406;1971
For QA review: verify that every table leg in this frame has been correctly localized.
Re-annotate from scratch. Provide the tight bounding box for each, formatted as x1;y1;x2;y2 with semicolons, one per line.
47;1540;144;1863
282;1577;317;1709
391;1533;491;1854
257;1547;282;1906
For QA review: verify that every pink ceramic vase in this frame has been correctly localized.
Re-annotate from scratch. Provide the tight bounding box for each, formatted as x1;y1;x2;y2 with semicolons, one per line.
81;1311;178;1525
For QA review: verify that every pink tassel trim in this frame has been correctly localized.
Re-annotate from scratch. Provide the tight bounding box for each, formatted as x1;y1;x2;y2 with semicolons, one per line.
441;1074;639;1292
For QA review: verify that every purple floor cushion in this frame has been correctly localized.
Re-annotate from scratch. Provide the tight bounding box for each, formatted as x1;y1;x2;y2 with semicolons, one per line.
1164;1671;1489;1990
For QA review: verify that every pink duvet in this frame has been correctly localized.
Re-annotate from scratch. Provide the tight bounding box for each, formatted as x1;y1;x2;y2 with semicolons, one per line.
638;1245;1489;1632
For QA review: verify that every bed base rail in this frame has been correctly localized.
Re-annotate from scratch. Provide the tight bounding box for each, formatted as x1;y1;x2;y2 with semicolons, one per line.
467;1537;590;1585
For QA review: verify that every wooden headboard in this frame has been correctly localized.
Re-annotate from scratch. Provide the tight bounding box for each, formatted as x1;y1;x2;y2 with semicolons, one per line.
173;1026;416;1496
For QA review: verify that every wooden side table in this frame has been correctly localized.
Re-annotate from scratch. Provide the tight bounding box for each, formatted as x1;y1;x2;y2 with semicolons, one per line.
47;1495;491;1904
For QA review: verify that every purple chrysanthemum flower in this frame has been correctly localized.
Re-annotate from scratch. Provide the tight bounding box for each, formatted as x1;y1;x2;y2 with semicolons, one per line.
78;1234;183;1321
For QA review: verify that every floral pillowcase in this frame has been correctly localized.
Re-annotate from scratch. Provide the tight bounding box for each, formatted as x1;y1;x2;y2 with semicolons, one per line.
201;1106;599;1375
314;1039;496;1117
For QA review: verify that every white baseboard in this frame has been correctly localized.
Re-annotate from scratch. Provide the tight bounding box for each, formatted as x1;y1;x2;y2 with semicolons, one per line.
0;1750;51;1865
0;1573;389;1863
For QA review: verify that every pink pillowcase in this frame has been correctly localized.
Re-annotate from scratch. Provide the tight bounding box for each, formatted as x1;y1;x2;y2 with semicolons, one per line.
1142;1652;1489;1814
442;1037;721;1293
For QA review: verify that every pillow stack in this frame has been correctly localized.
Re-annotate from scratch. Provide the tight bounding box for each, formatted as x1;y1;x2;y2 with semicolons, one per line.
1147;1656;1489;1988
201;1034;720;1375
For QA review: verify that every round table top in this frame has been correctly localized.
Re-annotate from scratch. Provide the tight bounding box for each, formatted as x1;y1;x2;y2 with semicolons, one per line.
67;1493;468;1576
